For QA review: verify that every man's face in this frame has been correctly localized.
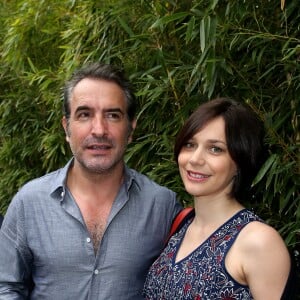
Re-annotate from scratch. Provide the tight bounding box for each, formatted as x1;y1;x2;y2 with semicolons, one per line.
62;78;136;175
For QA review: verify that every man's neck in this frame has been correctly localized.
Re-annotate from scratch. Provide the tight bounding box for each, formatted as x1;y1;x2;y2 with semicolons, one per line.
66;161;125;205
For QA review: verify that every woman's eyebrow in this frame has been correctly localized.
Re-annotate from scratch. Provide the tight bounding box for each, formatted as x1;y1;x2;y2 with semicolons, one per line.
207;139;227;145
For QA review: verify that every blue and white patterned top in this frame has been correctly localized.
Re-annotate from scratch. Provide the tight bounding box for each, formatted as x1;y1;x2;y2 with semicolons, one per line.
143;209;262;299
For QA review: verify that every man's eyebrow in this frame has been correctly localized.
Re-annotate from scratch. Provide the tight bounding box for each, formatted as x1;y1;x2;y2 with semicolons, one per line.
104;108;125;115
74;106;125;115
75;105;90;113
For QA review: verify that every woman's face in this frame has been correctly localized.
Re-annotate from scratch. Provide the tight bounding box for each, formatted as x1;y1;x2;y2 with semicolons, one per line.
178;116;237;200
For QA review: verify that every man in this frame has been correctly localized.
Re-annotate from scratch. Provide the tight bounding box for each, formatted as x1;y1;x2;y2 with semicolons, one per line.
0;63;182;299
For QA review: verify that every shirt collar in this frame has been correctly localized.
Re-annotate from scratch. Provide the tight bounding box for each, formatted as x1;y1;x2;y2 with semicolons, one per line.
122;165;141;193
49;158;140;198
49;158;73;198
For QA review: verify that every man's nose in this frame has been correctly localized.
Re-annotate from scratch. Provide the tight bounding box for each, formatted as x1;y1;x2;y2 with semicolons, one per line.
91;116;108;136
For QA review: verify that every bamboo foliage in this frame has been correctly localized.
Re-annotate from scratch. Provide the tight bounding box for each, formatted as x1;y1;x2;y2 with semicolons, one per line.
0;0;299;249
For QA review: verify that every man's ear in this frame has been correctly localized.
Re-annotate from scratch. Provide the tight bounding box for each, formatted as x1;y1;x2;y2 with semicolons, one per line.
128;119;137;143
62;116;70;142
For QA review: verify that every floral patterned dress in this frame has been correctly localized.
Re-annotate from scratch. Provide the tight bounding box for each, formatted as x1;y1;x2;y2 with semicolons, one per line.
143;209;262;299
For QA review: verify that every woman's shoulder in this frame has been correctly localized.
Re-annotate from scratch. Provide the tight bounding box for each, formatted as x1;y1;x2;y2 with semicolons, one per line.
239;220;287;251
234;220;291;298
235;220;291;279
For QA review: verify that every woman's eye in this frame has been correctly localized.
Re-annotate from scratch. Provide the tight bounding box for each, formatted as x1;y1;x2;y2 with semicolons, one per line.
210;146;223;153
183;142;195;149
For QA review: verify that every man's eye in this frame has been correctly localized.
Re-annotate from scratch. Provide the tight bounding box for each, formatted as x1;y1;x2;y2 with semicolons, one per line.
77;112;90;119
105;112;122;120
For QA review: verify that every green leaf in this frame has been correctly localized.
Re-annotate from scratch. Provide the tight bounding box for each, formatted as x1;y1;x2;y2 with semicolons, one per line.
253;154;277;185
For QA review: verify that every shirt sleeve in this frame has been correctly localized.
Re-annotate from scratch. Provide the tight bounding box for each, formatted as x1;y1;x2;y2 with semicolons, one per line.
161;190;183;239
172;193;184;221
0;194;32;299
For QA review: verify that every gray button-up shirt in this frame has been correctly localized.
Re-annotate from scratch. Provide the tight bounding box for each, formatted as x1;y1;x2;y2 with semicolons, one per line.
0;159;182;299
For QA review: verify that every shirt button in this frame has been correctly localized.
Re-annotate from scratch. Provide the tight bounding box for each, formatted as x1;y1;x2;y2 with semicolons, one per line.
86;237;91;243
94;269;99;275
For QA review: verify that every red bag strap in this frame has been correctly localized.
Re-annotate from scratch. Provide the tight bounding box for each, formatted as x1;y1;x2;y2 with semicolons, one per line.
166;207;194;244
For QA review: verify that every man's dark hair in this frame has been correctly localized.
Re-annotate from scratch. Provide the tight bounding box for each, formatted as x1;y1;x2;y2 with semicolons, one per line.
63;63;136;122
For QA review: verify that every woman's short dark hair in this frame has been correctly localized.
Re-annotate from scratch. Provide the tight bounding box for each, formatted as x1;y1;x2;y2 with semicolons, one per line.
63;63;136;122
174;97;266;201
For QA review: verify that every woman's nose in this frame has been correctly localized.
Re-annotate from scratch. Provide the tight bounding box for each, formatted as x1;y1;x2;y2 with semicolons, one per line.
189;148;205;165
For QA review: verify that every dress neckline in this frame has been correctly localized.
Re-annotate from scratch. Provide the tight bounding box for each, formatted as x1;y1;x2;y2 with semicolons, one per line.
173;208;248;265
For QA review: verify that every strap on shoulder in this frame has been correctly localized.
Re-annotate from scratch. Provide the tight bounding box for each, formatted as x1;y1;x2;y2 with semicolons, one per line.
165;207;194;245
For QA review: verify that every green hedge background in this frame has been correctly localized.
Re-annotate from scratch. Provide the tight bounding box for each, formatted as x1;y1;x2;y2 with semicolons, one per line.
0;0;299;252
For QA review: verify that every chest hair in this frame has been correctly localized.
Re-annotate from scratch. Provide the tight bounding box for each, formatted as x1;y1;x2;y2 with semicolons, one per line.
86;219;106;254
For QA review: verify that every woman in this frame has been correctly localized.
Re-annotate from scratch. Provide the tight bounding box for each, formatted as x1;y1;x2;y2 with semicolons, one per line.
143;98;290;299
